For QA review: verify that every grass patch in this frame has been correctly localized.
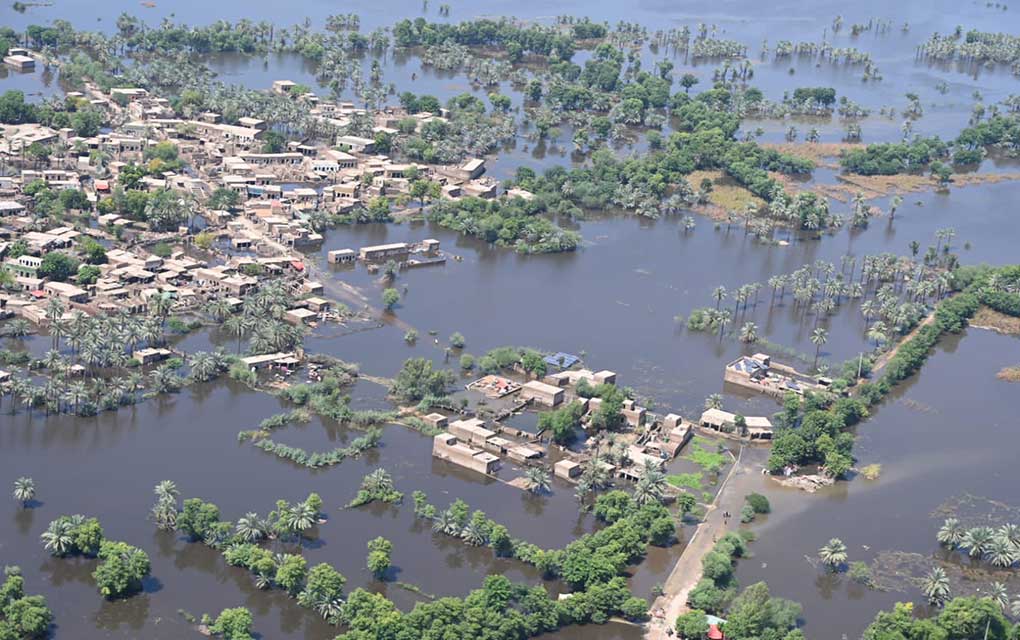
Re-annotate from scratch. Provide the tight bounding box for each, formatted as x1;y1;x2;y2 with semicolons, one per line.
860;463;882;480
689;170;765;214
667;472;703;491
684;437;728;475
973;306;1020;336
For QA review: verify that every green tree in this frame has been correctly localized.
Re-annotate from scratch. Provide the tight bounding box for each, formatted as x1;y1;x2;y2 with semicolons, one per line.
675;609;710;639
366;537;392;579
210;607;254;640
93;540;151;599
382;288;400;310
38;252;80;282
12;477;35;508
818;538;848;571
274;555;308;596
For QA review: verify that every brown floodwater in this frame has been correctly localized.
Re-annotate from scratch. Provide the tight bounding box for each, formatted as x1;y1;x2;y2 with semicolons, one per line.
4;0;1020;638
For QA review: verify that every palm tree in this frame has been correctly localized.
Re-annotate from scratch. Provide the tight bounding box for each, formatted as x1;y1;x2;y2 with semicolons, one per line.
818;538;848;571
991;582;1009;611
634;468;667;506
6;318;30;338
460;520;487;546
154;480;179;503
189;351;219;383
525;467;550;495
8;378;28;415
41;518;75;556
921;566;951;607
811;328;828;369
997;523;1020;548
704;394;723;411
204;299;232;322
712;309;732;339
937;518;964;547
962;527;995;558
12;477;35;507
987;538;1016;568
63;381;89;415
712;286;727;310
1011;595;1020;619
236;512;268;543
866;321;888;348
739;322;758;343
432;509;457;535
283;502;317;540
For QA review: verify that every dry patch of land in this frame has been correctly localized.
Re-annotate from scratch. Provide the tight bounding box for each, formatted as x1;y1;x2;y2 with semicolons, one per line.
762;142;862;169
996;367;1020;382
971;306;1020;336
688;170;765;218
816;171;1020;202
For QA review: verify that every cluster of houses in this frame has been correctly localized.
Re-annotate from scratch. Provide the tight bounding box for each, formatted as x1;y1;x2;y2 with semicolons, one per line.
723;353;832;399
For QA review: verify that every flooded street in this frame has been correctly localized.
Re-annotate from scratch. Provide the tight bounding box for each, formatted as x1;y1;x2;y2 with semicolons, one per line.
2;0;1020;638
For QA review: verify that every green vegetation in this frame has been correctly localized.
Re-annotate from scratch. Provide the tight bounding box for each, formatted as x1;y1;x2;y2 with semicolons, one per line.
347;469;403;508
209;607;254;640
391;358;456;403
687;532;752;614
253;429;382;469
537;401;585;444
94;540;152;599
684;438;727;474
667;472;703;491
366;537;392;579
427;196;580;254
40;515;150;599
0;566;53;638
863;598;1011;640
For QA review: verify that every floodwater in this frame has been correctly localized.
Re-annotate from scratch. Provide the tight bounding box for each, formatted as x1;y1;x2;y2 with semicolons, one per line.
3;1;1020;638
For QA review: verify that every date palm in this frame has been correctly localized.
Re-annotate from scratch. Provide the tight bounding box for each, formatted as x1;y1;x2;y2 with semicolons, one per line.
712;286;727;310
41;518;75;556
937;518;964;547
739;322;758;343
818;538;848;571
811;328;828;369
921;566;950;607
987;538;1016;568
12;477;35;507
64;381;89;415
432;509;458;535
525;467;550;495
991;582;1009;611
634;468;667;506
188;351;219;383
704;394;723;411
283;502;317;539
460;520;487;546
962;526;994;558
997;523;1020;548
235;513;268;543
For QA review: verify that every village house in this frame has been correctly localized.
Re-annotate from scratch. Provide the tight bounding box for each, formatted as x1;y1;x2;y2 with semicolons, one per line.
520;380;565;407
43;281;89;303
358;242;410;262
432;433;500;475
3;48;34;71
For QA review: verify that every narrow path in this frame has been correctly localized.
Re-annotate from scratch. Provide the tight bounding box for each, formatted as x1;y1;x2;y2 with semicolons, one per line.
870;308;936;375
646;445;756;639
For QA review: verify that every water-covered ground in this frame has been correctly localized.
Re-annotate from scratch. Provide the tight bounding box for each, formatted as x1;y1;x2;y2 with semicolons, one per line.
3;1;1020;638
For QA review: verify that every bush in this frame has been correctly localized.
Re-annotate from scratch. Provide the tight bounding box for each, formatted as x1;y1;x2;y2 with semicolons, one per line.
620;596;649;621
210;607;254;640
745;493;771;514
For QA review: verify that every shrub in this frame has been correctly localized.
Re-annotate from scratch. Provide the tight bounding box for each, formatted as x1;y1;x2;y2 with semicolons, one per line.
745;493;771;514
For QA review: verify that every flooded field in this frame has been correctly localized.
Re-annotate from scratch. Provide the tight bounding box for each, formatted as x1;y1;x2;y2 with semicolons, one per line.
2;0;1020;638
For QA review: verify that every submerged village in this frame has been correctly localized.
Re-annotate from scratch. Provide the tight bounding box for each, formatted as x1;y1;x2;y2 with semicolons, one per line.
2;4;1020;640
